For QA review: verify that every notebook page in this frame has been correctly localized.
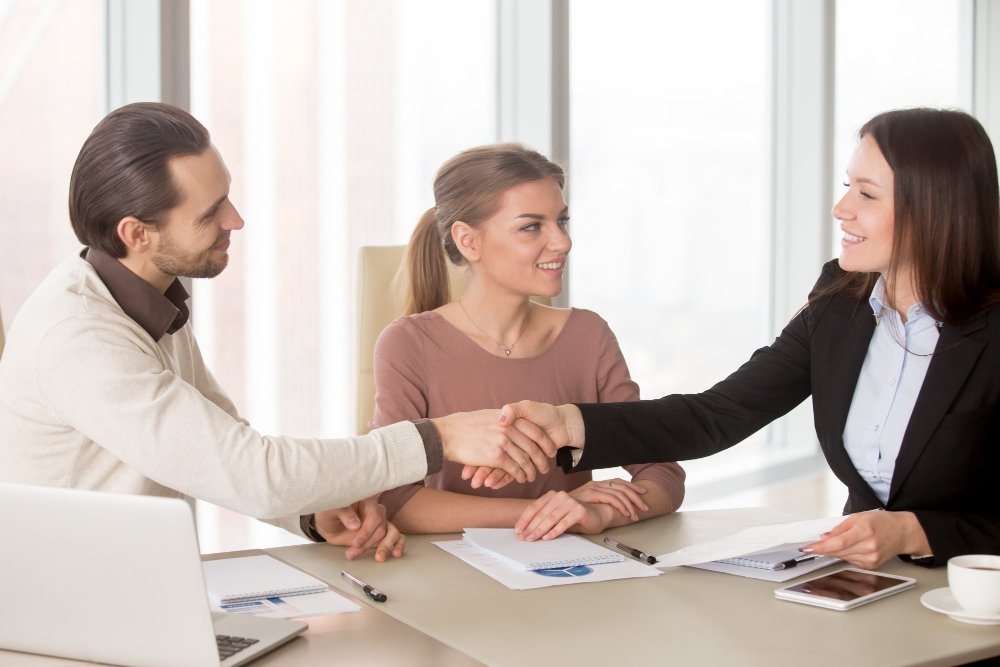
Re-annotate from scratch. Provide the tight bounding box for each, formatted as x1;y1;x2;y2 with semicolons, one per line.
715;545;809;569
203;555;329;603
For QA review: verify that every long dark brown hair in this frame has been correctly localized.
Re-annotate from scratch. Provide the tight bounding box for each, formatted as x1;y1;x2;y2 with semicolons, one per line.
814;108;1000;323
69;102;210;258
404;143;565;315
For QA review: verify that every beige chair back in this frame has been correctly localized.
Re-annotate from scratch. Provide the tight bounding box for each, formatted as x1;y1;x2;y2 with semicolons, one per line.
357;246;406;434
356;246;471;434
356;244;552;434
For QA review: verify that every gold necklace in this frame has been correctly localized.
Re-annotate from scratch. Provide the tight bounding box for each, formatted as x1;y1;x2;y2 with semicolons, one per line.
458;300;531;357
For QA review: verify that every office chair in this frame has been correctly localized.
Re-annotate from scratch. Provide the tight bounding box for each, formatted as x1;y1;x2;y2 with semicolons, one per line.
357;245;470;434
357;245;408;434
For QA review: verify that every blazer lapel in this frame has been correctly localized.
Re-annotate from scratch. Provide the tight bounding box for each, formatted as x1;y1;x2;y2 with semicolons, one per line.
826;305;877;437
888;316;988;502
820;303;879;500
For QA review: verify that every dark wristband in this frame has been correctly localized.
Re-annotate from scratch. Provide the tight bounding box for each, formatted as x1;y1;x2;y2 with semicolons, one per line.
300;513;326;543
412;418;443;475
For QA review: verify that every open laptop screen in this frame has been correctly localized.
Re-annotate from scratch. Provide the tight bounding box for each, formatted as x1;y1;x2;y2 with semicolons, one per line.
0;483;304;667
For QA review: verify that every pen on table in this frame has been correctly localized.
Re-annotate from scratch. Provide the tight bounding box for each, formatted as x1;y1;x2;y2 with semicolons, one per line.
772;554;819;571
341;570;388;602
603;537;657;564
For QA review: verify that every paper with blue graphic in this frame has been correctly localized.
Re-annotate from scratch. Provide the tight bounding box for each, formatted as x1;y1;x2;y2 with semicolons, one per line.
462;528;624;570
434;535;660;590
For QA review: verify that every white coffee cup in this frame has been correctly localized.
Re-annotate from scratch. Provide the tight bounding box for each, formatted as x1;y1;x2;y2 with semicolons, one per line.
948;554;1000;615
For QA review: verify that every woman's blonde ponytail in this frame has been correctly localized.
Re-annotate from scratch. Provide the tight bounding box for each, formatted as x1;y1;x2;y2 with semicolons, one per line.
404;207;450;315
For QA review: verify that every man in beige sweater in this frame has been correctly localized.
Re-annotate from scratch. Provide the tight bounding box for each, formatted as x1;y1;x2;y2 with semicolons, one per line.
0;103;554;559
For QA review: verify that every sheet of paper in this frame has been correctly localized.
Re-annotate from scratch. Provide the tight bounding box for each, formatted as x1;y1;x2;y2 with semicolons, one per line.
654;516;844;568
211;589;361;619
434;539;659;590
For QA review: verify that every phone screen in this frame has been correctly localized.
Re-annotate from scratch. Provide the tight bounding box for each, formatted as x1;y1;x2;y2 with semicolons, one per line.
781;569;906;601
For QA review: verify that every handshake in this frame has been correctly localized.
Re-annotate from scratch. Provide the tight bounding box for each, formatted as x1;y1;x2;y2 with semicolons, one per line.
437;400;585;490
318;401;587;560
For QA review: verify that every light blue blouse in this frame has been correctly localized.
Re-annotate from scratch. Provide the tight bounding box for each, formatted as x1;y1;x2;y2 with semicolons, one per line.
842;277;941;504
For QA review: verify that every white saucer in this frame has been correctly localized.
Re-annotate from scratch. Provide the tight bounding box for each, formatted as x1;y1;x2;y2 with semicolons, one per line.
920;587;1000;625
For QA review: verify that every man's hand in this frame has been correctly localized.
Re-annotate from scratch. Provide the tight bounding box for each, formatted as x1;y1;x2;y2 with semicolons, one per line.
314;496;406;562
460;402;585;489
499;401;583;449
433;409;559;488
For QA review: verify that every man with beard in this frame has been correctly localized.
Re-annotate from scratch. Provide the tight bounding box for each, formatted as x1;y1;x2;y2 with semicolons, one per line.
0;103;554;560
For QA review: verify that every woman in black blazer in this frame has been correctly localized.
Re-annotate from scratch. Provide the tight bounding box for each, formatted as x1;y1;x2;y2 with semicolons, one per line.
489;108;1000;569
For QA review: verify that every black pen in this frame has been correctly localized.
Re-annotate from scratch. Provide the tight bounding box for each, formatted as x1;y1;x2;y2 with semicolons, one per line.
604;537;657;564
341;570;388;602
772;554;819;571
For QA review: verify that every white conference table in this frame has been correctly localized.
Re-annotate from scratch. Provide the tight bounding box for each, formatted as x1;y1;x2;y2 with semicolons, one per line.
269;507;1000;667
3;508;998;666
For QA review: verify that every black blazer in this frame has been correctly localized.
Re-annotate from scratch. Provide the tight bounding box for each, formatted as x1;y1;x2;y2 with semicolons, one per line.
568;260;1000;565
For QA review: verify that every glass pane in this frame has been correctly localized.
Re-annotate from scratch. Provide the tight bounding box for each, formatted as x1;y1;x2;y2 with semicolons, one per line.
189;0;497;551
569;0;773;485
833;0;966;247
0;1;104;328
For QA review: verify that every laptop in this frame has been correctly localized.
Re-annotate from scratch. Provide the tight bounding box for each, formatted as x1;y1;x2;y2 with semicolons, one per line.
0;483;307;667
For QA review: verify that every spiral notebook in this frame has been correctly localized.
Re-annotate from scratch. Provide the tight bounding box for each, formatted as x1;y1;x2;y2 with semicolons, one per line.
716;546;815;569
689;544;840;582
462;528;624;570
203;555;329;604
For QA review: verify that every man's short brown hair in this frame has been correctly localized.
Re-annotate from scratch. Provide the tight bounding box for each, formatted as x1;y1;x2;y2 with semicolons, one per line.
68;102;210;257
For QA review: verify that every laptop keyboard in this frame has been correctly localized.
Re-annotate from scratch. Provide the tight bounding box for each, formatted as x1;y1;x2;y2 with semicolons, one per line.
217;634;260;661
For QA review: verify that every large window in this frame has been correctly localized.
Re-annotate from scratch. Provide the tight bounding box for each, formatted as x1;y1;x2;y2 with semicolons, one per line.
832;0;966;248
569;0;775;489
570;0;971;502
188;0;498;550
0;0;990;551
0;1;104;324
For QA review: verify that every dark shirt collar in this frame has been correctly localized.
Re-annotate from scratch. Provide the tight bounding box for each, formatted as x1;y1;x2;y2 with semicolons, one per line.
83;248;190;341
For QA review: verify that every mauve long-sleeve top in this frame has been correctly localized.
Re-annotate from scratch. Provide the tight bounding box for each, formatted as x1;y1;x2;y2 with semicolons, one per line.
369;308;686;519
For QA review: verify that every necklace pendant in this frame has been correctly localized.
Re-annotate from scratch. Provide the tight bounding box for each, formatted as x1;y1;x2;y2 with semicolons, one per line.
503;347;512;356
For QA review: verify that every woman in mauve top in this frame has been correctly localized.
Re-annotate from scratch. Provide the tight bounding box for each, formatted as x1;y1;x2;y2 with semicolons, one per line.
369;143;685;537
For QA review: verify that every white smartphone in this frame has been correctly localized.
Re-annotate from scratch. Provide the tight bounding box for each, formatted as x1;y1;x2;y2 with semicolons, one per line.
774;567;917;611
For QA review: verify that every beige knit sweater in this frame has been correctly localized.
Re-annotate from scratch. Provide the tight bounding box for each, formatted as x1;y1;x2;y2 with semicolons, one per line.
0;256;429;537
